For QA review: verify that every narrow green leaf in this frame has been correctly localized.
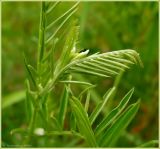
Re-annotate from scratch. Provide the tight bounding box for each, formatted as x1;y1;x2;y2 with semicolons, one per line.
45;8;77;45
95;88;134;137
86;59;125;72
74;62;118;75
46;1;60;14
98;57;130;69
70;96;98;147
50;38;59;76
23;55;37;88
46;2;79;30
37;2;46;63
107;55;134;65
60;80;92;86
70;67;110;78
89;87;116;125
54;24;79;76
58;85;69;129
98;99;140;147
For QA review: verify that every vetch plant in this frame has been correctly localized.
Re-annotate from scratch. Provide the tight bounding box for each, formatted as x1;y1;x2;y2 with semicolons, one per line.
10;1;158;147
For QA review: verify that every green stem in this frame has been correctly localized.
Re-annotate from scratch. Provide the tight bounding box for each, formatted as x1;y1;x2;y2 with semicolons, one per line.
23;107;38;145
37;2;46;80
29;108;38;135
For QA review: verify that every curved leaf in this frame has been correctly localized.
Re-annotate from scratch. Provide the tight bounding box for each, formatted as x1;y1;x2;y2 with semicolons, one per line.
63;49;143;78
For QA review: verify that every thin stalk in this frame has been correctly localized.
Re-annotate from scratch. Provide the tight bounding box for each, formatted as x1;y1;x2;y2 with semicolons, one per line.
37;2;46;77
28;108;38;135
23;107;38;145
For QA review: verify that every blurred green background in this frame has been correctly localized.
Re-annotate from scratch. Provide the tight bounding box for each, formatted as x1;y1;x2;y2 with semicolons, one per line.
2;1;158;147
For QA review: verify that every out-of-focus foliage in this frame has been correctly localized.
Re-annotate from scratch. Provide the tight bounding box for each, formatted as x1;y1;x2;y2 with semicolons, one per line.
2;2;158;147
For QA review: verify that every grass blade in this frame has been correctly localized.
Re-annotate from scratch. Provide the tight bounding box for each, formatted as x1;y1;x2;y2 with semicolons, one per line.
70;96;98;147
98;99;140;147
89;86;116;125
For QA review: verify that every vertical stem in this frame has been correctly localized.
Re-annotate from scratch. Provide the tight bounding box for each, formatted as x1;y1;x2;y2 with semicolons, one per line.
23;107;38;145
28;108;38;136
37;2;46;79
23;2;47;146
